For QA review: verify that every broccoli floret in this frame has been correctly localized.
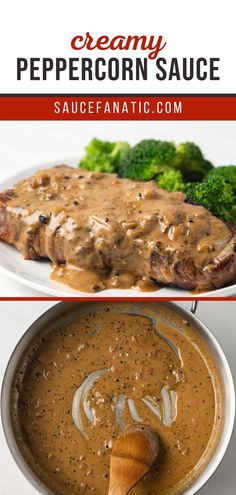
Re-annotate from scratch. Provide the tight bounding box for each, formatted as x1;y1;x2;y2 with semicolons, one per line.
118;140;176;180
186;175;236;223
173;142;213;182
207;165;236;195
157;169;186;192
79;138;130;173
110;141;131;165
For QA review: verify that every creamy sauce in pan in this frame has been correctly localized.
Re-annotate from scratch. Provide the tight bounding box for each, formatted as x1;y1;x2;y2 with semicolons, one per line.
13;303;223;495
4;166;235;292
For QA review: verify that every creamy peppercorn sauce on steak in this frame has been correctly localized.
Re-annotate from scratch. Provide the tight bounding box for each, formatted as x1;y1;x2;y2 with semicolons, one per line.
0;165;236;292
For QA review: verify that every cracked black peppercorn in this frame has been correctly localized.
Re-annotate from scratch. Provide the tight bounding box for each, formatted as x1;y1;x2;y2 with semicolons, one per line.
93;285;100;291
39;214;50;224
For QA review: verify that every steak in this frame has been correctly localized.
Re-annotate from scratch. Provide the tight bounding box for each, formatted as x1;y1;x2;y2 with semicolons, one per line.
0;165;236;292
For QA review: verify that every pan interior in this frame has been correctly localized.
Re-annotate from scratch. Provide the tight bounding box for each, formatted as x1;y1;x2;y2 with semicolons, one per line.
10;301;224;495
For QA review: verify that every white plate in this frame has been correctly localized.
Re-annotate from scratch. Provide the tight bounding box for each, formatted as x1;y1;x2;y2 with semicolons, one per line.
0;160;236;298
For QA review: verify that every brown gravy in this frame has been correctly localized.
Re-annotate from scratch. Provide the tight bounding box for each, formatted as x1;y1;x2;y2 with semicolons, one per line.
51;265;159;293
13;302;223;495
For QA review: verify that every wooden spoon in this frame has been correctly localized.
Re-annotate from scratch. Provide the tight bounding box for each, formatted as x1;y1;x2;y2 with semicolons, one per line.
108;424;159;495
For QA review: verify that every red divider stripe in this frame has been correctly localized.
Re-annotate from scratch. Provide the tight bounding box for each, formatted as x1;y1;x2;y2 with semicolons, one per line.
0;96;236;120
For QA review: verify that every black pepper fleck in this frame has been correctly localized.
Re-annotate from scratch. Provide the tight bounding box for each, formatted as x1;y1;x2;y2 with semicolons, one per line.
39;214;50;225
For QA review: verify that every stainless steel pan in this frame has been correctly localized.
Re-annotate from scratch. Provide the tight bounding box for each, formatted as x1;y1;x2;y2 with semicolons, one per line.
1;301;235;495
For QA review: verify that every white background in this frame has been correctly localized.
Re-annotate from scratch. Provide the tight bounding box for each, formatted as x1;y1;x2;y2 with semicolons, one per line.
0;120;235;296
0;0;235;93
0;300;235;494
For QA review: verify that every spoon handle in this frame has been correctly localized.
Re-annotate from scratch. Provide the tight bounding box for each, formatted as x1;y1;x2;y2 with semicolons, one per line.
108;425;159;495
108;456;148;495
108;484;127;495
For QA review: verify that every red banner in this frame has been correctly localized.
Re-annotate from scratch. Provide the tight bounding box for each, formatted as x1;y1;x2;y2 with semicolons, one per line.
0;95;235;120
